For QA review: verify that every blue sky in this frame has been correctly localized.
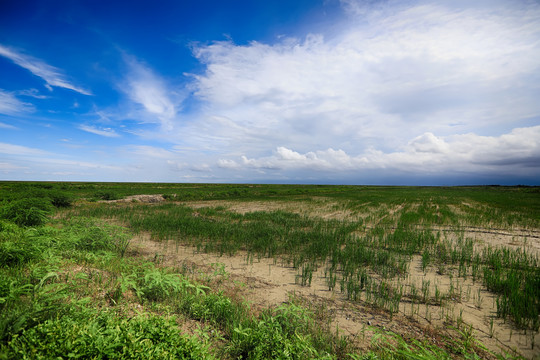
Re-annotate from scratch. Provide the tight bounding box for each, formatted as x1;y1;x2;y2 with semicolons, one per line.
1;0;539;185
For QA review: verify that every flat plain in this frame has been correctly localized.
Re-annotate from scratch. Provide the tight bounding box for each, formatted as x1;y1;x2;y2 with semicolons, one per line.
1;182;539;359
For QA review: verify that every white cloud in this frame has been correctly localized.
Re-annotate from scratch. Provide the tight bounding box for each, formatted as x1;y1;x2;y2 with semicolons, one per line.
0;142;53;157
3;1;538;184
225;126;540;177
16;88;49;99
0;122;17;130
0;89;33;115
0;44;92;95
0;142;125;181
408;133;450;154
97;1;538;184
190;163;212;172
217;159;240;169
0;162;26;172
126;145;176;159
78;125;120;138
123;58;178;130
186;0;540;159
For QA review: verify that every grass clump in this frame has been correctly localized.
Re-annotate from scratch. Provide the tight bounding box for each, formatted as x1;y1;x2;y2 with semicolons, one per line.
93;190;120;201
2;308;214;360
0;198;52;227
48;191;73;208
227;303;333;360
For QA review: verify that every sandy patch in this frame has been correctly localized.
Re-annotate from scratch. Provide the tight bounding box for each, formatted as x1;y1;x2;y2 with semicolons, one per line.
131;233;538;359
108;194;165;203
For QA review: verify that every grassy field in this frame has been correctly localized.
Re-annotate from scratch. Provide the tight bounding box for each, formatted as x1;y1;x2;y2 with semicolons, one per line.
1;182;539;359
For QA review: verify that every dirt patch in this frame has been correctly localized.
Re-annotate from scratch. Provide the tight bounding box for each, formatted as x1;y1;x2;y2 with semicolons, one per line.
109;194;165;203
181;199;360;221
120;198;539;358
130;234;538;359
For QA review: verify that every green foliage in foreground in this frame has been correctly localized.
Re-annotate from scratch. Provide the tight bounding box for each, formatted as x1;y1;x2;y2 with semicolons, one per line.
3;310;212;360
0;214;350;359
0;198;52;227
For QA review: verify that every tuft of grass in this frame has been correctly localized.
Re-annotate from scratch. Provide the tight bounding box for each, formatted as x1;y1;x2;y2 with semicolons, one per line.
0;198;52;227
2;308;214;359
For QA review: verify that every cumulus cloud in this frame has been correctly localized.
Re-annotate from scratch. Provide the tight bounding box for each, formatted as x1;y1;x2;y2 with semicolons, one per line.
408;133;450;154
225;126;540;177
217;159;240;169
0;44;91;95
186;0;540;158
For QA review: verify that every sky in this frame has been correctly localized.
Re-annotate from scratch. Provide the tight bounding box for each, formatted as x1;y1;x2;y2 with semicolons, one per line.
0;0;539;185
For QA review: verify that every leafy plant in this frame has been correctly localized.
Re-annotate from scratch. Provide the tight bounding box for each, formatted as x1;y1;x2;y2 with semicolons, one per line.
94;191;120;201
2;309;214;359
0;198;52;227
48;191;73;208
136;264;184;302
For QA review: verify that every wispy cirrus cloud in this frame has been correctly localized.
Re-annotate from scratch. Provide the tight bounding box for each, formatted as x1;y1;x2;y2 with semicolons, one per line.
0;89;33;115
0;162;26;172
0;122;16;129
122;57;179;131
78;125;120;138
0;142;54;157
0;142;125;181
124;145;176;159
16;88;49;99
0;44;91;95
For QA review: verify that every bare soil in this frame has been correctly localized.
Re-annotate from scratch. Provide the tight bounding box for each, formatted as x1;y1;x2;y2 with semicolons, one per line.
127;199;539;359
108;194;166;203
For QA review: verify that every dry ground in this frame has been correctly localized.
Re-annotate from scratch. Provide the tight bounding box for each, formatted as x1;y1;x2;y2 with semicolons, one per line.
123;198;540;359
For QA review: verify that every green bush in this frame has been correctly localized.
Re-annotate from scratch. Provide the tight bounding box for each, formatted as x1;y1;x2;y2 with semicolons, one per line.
137;265;183;302
0;224;47;269
48;191;73;208
94;191;119;201
75;226;114;251
0;198;52;227
0;237;43;267
227;303;331;360
2;309;214;359
162;193;176;200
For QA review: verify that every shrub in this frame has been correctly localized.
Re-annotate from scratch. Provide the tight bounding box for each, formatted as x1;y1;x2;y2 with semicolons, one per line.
2;309;214;359
162;193;176;200
0;198;52;227
64;224;115;252
227;303;330;360
48;191;73;208
0;224;55;268
94;191;119;201
138;264;184;302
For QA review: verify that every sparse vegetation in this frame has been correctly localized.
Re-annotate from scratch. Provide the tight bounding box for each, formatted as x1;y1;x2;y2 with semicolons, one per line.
0;182;538;359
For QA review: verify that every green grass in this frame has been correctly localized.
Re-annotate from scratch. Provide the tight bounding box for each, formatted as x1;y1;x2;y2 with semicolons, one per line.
53;182;540;331
0;181;538;359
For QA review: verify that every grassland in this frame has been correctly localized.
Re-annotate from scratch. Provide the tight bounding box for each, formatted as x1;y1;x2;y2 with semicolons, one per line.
1;182;539;359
